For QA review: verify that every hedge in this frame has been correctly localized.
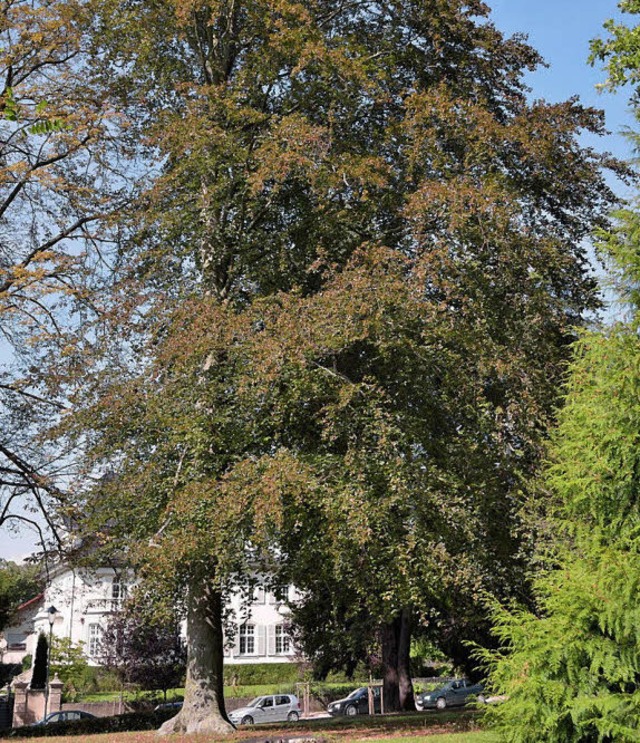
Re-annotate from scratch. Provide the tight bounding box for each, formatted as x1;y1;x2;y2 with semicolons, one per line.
224;662;303;686
0;709;175;738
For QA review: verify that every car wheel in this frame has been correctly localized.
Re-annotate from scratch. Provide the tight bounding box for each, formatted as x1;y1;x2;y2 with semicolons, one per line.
345;704;358;716
241;715;254;725
287;711;299;722
435;697;447;710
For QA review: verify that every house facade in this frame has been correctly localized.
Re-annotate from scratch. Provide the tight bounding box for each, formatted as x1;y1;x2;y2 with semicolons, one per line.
0;565;297;668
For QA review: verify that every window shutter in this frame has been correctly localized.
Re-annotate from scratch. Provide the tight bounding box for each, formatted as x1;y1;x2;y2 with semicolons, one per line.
267;624;276;656
257;625;266;656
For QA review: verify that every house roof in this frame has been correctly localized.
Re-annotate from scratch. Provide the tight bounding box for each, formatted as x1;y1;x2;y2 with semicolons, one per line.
16;593;44;612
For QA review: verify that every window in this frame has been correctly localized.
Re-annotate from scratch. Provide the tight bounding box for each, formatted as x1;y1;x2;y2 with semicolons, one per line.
111;576;127;608
239;624;255;655
88;623;103;657
275;625;290;654
268;586;288;604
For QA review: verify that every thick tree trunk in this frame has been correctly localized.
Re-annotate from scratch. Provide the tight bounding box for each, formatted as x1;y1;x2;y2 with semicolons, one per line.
381;610;415;713
158;582;234;735
381;618;400;712
398;609;416;711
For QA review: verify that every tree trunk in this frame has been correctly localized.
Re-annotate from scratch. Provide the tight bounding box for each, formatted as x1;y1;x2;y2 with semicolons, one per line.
381;610;415;713
158;582;233;735
398;609;416;711
381;616;400;712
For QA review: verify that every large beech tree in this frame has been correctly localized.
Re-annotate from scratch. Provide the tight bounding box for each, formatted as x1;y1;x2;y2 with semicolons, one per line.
47;0;624;733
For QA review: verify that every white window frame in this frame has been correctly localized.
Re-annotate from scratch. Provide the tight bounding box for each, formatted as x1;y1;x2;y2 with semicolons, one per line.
275;624;291;655
111;576;127;608
88;623;103;657
239;624;255;655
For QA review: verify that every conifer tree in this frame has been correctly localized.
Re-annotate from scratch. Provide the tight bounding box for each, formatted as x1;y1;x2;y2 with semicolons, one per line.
30;633;48;690
482;8;640;741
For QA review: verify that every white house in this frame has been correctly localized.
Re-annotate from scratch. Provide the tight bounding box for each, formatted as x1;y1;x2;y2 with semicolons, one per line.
1;565;297;668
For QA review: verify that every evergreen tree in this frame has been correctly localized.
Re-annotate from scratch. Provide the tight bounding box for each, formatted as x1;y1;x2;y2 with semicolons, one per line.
30;633;48;690
482;8;640;741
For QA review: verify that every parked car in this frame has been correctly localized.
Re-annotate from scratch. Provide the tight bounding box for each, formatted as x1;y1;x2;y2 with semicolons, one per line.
154;701;183;711
327;686;381;716
228;694;301;725
35;710;97;726
416;679;485;710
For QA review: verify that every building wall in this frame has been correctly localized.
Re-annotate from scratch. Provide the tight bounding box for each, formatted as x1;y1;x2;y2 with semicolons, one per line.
3;567;297;668
225;585;297;665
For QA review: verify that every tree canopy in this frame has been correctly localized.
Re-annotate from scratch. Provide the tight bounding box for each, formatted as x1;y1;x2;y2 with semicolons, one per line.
10;0;626;733
481;8;640;740
0;0;131;554
0;560;42;631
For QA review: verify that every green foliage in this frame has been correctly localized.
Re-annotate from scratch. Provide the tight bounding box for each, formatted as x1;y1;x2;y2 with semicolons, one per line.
223;663;301;687
49;637;91;701
0;560;42;631
590;1;640;96
30;633;48;690
482;260;640;741
482;11;640;737
0;708;177;739
39;0;623;723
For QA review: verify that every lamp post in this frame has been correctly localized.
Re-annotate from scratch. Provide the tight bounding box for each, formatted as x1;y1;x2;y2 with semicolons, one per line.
44;605;58;718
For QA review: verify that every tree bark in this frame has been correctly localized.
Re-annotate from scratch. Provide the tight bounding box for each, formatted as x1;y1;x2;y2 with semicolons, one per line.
381;610;415;713
398;609;416;711
158;582;234;735
381;616;400;712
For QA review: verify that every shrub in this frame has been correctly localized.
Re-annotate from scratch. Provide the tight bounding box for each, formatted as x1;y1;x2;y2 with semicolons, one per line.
0;708;176;738
223;662;302;686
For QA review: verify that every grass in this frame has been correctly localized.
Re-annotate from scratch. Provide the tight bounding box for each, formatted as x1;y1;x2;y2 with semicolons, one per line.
7;710;496;742
6;733;497;743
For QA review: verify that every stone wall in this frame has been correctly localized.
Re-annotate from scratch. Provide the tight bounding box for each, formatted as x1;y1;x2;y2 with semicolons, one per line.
11;676;63;727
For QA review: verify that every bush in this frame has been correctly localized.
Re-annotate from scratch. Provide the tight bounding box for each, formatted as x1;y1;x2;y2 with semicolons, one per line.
0;709;176;738
223;662;302;686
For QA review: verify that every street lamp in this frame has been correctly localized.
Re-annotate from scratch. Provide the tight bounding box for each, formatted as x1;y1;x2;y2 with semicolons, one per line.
44;605;58;718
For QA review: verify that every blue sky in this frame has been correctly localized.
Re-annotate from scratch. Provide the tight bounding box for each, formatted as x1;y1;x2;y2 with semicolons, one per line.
1;1;637;562
490;0;636;173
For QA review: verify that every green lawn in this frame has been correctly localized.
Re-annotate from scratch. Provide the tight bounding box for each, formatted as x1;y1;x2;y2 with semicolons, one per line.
4;709;496;742
5;730;498;743
350;734;498;743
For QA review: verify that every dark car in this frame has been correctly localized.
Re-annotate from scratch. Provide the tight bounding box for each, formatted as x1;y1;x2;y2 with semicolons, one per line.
327;687;381;716
35;710;97;726
154;701;183;711
416;679;484;710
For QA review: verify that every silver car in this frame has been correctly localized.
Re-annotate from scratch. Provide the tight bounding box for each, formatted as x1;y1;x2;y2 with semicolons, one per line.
228;694;301;725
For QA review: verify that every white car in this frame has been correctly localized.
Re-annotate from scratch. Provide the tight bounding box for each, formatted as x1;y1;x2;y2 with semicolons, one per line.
228;694;301;725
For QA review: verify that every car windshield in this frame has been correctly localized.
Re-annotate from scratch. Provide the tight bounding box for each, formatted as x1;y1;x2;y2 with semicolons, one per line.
347;688;366;698
247;697;265;708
